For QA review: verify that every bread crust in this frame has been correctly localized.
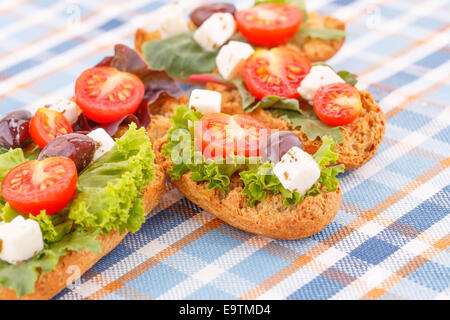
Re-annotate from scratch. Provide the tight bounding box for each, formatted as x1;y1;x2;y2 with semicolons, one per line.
0;149;166;300
205;82;385;170
287;12;346;62
154;138;342;240
134;12;345;63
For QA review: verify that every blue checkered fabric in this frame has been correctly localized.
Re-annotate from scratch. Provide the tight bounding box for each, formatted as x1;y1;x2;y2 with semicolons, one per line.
0;0;448;300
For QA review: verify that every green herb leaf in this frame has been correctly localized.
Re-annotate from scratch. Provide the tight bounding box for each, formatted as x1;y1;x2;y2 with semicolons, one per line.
337;70;358;86
142;32;218;79
273;108;344;144
245;95;301;113
229;78;257;111
297;27;346;40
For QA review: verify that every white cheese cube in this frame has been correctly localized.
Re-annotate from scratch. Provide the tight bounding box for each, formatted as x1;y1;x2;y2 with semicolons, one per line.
189;89;222;114
193;13;236;52
216;41;255;80
87;128;116;161
158;3;189;39
0;216;44;265
273;147;320;196
46;97;82;124
297;65;345;104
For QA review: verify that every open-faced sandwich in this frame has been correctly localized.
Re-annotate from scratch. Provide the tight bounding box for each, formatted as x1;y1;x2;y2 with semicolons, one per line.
154;94;344;239
135;0;346;80
134;1;385;170
0;44;182;300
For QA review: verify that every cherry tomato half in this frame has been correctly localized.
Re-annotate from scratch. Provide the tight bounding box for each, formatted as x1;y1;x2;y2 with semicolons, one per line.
313;83;363;126
243;47;311;100
1;157;78;215
195;113;271;159
235;3;303;47
75;66;145;124
29;108;73;148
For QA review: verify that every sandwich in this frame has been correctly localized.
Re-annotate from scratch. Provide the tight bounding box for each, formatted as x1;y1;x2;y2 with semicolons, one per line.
154;102;344;240
0;44;180;299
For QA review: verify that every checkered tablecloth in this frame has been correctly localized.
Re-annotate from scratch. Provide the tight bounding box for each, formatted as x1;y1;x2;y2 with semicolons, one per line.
0;0;448;300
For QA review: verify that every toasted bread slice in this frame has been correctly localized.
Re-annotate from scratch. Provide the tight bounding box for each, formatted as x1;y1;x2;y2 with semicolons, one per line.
0;123;166;300
0;162;165;300
287;12;346;62
134;12;345;64
154;137;342;240
205;82;386;170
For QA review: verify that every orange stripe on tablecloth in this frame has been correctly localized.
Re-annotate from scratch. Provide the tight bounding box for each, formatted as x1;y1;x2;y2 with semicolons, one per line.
362;237;449;299
385;74;450;120
0;1;138;60
85;217;224;300
0;0;33;13
0;17;157;100
241;158;450;300
343;0;394;24
359;24;450;77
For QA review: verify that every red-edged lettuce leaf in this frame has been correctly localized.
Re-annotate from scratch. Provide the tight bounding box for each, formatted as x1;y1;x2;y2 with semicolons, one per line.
74;44;182;136
97;44;183;103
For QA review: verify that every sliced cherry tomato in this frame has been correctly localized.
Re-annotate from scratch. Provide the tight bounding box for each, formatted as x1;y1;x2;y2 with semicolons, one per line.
313;83;363;126
195;113;271;159
235;3;303;47
243;47;311;100
75;66;145;124
1;157;78;215
29;108;73;148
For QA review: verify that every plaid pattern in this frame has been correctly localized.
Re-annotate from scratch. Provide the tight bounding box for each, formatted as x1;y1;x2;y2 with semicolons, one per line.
0;0;448;300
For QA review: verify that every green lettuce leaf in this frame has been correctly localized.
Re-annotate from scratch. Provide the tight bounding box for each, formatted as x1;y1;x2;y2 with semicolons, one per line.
142;32;218;79
69;123;155;234
313;136;345;192
297;27;346;40
240;163;301;207
0;148;27;204
337;70;358;86
273;108;344;143
244;95;300;113
229;78;257;111
0;226;100;298
240;136;344;207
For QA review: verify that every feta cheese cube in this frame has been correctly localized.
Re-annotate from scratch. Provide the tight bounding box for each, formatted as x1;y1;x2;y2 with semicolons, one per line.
45;97;82;124
0;216;44;265
297;65;345;104
189;89;222;114
87;128;116;161
216;41;255;80
158;3;189;39
193;13;236;52
273;147;320;196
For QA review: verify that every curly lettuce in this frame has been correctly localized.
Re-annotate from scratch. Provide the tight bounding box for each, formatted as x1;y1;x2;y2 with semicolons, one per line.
164;106;344;207
240;136;344;207
69;123;155;234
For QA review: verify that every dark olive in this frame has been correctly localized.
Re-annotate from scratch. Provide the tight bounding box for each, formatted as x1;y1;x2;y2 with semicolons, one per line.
38;133;95;172
261;131;304;163
0;110;32;149
190;2;236;27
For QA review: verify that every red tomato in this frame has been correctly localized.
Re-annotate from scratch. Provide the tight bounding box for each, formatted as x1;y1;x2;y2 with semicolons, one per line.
313;83;362;126
195;113;271;159
235;3;303;47
1;157;78;215
243;47;311;100
30;108;73;148
75;66;145;124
